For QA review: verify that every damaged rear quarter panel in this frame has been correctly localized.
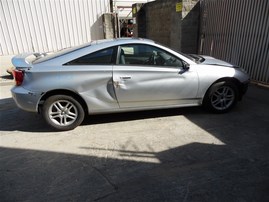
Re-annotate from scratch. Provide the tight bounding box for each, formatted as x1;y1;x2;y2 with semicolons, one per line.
23;65;119;113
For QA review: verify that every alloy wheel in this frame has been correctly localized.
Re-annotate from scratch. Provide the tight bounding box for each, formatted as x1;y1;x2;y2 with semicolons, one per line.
210;86;235;111
48;100;78;126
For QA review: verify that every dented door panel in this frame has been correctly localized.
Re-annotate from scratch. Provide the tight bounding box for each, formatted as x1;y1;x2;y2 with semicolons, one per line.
60;66;119;112
113;65;199;108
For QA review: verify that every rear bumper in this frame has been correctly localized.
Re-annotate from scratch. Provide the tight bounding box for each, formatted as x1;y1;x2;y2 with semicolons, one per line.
11;86;42;112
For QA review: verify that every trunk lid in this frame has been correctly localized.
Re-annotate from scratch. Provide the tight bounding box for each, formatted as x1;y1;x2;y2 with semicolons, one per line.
12;53;47;69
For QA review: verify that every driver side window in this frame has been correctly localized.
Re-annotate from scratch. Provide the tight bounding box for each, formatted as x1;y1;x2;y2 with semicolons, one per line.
118;44;184;67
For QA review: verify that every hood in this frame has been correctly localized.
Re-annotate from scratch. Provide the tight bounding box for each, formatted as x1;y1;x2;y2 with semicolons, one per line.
201;55;235;67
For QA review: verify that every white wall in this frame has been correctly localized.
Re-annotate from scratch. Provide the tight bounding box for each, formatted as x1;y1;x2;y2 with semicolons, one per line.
0;0;111;56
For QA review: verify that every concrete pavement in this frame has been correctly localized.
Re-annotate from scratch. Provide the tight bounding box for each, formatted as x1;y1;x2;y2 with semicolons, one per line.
0;82;269;201
0;55;14;87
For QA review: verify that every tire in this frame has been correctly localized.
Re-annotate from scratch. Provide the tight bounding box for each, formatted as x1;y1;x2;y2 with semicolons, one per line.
42;95;85;131
203;81;238;113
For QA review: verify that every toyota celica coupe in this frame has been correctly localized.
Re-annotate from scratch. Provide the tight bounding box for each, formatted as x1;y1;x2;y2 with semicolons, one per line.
11;38;249;130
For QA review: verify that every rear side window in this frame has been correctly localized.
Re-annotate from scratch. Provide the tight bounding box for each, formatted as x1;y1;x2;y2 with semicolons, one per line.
65;47;115;65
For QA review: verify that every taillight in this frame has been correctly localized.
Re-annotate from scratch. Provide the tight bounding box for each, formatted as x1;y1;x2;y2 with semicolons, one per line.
13;69;24;86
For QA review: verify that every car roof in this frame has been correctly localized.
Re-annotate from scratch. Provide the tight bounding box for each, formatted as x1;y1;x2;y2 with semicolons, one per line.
34;38;155;64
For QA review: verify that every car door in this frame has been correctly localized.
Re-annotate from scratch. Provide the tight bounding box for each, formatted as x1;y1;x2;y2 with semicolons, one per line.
63;46;119;112
113;44;199;108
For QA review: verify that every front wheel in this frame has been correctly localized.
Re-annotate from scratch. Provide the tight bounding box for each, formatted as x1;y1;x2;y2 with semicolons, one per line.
42;95;85;131
203;81;238;113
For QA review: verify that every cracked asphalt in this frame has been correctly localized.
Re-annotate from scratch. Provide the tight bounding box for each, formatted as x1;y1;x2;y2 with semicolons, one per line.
0;81;269;202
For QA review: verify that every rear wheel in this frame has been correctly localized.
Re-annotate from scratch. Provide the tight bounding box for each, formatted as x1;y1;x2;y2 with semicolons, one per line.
42;95;85;131
203;81;238;113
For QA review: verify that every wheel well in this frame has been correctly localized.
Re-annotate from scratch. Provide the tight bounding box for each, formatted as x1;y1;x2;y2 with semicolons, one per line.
214;77;241;87
203;77;242;103
215;77;246;99
39;90;88;114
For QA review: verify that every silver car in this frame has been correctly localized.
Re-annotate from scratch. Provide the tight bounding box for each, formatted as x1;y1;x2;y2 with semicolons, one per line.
11;38;249;130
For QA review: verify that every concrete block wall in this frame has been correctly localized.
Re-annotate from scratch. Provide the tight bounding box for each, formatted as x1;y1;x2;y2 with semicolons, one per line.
103;14;117;39
181;0;200;53
134;0;200;53
146;0;182;51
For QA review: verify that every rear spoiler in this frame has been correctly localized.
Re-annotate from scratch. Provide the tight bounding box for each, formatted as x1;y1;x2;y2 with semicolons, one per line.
12;53;46;69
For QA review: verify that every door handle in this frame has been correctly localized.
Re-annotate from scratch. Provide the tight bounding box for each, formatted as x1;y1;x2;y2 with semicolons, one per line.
120;76;131;80
114;81;121;88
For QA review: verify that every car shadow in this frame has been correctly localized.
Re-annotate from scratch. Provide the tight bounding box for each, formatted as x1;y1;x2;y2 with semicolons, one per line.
0;74;13;80
0;98;54;132
1;84;267;133
0;97;205;132
82;106;205;126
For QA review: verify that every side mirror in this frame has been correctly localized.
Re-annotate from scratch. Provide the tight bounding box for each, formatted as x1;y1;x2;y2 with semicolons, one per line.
183;62;190;70
178;62;190;74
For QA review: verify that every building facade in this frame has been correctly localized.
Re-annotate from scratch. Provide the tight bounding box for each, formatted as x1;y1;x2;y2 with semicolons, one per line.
0;0;111;56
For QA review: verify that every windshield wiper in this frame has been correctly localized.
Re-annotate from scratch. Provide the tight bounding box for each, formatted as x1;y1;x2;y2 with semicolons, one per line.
188;54;205;63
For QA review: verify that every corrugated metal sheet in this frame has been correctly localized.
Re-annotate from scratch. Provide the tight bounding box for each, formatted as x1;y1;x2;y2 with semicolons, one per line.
200;0;269;84
0;0;111;55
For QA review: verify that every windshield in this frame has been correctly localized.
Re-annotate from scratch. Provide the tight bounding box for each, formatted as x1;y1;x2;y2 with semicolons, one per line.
154;41;204;64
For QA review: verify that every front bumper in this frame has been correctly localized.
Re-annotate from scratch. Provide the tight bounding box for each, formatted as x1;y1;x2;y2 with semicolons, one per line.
11;86;43;112
238;80;250;100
